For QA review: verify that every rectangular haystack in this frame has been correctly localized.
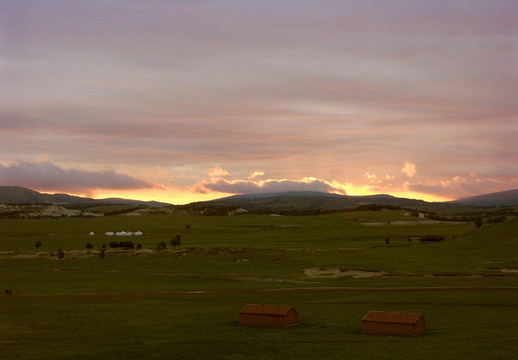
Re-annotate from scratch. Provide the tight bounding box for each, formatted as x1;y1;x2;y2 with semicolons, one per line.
239;304;299;327
362;311;426;336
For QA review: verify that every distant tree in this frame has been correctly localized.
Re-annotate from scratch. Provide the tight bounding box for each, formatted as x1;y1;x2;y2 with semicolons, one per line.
35;240;42;248
118;241;134;249
170;234;181;247
57;248;65;260
474;218;483;228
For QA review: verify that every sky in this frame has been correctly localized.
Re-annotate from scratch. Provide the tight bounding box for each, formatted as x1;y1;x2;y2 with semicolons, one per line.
1;0;517;204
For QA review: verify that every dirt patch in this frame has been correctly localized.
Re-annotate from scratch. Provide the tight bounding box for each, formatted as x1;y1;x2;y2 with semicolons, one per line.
500;268;518;274
11;250;98;260
304;268;388;278
362;220;465;226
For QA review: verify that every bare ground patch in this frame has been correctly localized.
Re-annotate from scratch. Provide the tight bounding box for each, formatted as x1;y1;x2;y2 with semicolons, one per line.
499;268;518;274
361;220;466;226
304;268;388;279
11;250;99;260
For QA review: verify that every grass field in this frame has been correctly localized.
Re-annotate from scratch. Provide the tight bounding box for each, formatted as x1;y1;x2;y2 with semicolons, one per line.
1;210;517;359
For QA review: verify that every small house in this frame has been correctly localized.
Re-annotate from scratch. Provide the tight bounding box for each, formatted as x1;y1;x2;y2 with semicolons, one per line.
362;311;426;336
239;304;298;327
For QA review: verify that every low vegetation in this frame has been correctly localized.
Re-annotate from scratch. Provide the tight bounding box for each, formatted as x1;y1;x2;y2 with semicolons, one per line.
1;205;517;359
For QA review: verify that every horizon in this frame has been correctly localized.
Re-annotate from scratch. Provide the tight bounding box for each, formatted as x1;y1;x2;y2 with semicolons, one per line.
7;185;512;206
2;1;517;205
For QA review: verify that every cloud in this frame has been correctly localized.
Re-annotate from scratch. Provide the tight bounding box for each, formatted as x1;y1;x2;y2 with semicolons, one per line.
405;174;518;199
401;161;417;178
195;176;344;195
0;160;157;196
208;166;229;180
248;171;265;179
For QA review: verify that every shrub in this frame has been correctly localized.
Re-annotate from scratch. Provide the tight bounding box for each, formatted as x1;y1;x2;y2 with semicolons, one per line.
170;234;181;247
35;240;42;248
109;241;119;248
419;235;445;242
86;243;93;249
136;243;142;250
156;242;167;250
118;241;134;249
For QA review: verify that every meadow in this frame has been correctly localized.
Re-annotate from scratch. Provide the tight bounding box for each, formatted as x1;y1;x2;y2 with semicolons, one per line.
1;210;517;359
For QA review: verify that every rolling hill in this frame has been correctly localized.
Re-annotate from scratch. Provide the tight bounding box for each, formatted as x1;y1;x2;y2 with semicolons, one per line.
178;191;433;215
452;189;518;206
0;186;170;207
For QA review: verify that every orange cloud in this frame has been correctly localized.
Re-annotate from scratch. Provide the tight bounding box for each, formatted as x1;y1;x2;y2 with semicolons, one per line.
401;161;417;178
248;171;265;179
208;166;230;180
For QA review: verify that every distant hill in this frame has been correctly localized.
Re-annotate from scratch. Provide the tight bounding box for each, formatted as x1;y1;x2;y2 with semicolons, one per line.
0;186;171;207
177;191;432;215
452;189;518;206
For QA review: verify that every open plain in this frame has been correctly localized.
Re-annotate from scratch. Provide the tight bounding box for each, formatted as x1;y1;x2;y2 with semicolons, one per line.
1;209;517;359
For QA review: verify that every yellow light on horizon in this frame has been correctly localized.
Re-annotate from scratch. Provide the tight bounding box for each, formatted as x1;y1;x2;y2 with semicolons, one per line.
44;185;453;206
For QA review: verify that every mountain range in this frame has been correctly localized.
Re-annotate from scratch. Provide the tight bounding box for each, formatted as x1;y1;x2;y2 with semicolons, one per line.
452;189;518;207
1;186;518;210
0;186;170;208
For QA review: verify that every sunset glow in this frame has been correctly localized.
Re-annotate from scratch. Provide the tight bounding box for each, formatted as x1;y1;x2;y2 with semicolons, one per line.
1;1;517;204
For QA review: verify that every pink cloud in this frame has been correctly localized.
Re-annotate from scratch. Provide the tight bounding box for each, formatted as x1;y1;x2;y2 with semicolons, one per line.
406;174;518;199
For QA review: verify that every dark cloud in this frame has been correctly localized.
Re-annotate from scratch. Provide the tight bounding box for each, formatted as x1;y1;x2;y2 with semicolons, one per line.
196;177;342;195
0;160;157;194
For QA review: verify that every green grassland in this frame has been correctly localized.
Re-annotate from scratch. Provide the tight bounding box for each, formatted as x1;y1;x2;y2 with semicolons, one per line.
1;210;517;359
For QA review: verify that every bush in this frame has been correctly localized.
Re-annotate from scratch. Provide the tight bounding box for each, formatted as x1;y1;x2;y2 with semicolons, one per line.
419;235;445;242
35;240;42;248
136;243;142;250
118;241;134;249
86;243;93;249
156;242;167;250
170;234;181;247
